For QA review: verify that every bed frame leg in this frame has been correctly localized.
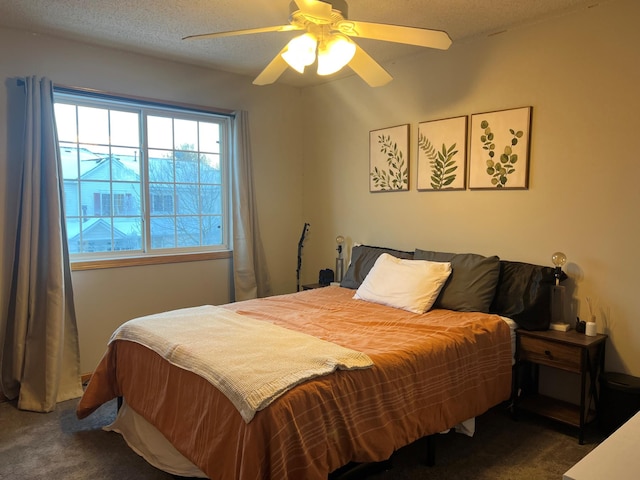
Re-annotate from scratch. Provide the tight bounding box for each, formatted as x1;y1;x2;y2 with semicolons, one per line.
424;434;436;466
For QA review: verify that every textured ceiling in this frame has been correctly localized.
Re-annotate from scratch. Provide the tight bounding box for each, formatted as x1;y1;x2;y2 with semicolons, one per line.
0;0;603;87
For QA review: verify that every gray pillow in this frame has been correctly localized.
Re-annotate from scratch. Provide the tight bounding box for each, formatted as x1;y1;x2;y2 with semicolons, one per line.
340;245;414;289
413;249;500;313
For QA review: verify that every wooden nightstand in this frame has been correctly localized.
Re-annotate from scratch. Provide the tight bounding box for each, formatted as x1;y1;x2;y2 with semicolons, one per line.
513;329;607;444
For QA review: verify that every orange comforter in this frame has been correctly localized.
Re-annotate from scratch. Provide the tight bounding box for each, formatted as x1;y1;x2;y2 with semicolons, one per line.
77;286;512;480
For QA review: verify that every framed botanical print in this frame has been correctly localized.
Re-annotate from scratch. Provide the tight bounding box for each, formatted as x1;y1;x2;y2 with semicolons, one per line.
417;115;467;191
369;124;409;192
469;106;532;189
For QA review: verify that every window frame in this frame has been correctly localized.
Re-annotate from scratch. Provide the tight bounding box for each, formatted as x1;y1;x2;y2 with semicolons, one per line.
54;87;234;270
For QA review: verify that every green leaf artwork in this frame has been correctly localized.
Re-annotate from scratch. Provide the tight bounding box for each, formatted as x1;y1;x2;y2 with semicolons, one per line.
418;133;459;189
370;134;409;191
479;120;523;188
469;107;531;189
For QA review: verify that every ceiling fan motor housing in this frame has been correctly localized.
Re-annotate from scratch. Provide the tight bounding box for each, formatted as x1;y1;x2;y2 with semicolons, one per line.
289;0;349;24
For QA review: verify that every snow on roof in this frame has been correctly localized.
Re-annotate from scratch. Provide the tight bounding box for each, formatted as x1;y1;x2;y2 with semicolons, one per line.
60;146;105;179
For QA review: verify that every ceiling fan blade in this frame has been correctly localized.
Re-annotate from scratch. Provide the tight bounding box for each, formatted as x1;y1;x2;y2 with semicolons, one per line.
348;44;392;87
253;47;290;86
183;24;302;41
293;0;333;22
337;21;452;50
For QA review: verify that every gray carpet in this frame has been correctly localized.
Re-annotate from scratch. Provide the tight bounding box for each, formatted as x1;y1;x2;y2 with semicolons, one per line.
0;398;602;479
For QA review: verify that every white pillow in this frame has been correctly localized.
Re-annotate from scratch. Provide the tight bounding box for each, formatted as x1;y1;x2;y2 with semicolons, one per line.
353;253;452;314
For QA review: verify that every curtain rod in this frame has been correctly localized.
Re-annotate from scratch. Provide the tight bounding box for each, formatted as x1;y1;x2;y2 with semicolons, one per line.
16;77;236;117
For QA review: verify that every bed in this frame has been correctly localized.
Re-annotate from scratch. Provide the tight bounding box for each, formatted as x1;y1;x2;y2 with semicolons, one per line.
77;245;558;479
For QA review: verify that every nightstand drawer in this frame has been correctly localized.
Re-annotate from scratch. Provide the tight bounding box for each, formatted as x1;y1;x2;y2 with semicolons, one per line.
519;336;582;373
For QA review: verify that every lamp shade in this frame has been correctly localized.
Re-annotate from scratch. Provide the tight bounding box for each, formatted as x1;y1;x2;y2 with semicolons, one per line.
282;33;317;73
317;34;356;75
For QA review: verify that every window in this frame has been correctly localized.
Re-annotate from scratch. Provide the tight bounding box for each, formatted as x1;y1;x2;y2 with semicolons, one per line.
53;90;231;262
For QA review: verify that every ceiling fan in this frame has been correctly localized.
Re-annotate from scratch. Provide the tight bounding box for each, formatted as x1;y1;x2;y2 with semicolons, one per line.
183;0;452;87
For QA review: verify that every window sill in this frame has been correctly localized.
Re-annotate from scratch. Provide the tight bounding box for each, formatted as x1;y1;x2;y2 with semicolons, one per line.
70;250;232;271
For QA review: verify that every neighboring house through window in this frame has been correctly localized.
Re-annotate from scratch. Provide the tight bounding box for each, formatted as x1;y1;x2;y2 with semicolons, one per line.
53;89;231;260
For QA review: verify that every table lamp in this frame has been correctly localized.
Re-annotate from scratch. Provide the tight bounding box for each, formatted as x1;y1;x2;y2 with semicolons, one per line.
549;251;570;331
335;235;345;282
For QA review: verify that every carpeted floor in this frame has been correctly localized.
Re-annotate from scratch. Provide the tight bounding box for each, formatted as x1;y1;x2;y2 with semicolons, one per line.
0;398;603;479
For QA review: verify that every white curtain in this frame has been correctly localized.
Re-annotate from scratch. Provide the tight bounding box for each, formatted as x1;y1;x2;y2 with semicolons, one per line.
0;76;83;412
231;111;271;301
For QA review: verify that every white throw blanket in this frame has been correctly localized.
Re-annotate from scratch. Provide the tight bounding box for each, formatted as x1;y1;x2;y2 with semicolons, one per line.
109;305;373;423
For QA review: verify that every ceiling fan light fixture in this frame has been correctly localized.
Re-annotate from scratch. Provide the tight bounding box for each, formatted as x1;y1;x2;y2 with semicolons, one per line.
187;0;452;86
317;34;356;76
281;33;317;73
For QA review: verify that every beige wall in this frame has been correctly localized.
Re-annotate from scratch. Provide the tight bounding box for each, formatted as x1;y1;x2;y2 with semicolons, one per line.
299;0;640;377
0;28;305;372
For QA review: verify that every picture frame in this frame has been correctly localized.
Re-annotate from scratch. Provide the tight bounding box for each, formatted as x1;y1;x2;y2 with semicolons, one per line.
369;124;410;192
417;115;467;191
469;106;532;190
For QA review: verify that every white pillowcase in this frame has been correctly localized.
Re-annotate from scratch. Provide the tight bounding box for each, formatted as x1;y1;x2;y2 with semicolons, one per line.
354;253;452;314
